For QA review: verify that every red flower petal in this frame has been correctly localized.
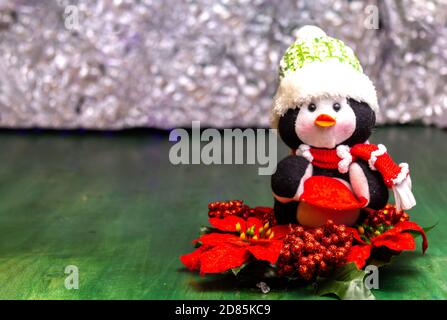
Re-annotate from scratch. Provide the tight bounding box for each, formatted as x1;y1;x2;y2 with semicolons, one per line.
372;232;415;251
346;244;372;269
347;227;366;244
247;240;283;264
180;246;210;271
197;233;242;247
246;217;263;233
209;216;246;232
271;225;293;239
381;221;428;253
300;176;367;210
199;245;250;275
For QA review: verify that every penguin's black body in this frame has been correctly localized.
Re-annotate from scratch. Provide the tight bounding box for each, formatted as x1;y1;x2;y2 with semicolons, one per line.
271;98;389;224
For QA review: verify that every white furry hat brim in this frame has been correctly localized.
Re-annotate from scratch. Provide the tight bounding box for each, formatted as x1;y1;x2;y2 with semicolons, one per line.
271;61;378;128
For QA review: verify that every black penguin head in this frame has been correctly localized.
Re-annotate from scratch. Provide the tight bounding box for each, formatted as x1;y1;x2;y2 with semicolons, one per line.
278;98;376;149
342;98;376;146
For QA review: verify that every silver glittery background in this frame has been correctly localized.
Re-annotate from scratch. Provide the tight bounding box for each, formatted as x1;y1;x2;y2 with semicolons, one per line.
0;0;446;129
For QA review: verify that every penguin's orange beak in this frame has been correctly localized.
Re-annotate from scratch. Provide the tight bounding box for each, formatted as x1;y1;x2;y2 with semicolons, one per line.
314;114;336;127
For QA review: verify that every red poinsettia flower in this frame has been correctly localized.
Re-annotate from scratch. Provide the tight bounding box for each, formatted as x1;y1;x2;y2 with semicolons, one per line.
300;176;368;210
180;215;290;275
346;221;428;269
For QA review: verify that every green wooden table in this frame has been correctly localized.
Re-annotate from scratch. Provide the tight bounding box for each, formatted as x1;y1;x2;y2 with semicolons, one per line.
0;126;445;299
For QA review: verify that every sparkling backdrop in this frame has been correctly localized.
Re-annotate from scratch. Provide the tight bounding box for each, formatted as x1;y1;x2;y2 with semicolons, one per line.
0;0;446;129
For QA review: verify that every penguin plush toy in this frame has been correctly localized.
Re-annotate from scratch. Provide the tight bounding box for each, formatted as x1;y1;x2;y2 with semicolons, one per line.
271;26;416;227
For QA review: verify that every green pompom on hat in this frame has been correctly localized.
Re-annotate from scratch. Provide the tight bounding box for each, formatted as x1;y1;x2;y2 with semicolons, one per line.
272;26;378;128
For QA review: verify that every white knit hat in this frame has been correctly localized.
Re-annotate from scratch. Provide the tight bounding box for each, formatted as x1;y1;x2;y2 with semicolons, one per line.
271;26;379;128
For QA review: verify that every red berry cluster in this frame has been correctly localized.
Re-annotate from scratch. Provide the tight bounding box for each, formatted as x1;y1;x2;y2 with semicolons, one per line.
208;200;248;218
361;204;409;227
356;205;410;240
208;200;276;225
277;220;353;281
251;207;277;226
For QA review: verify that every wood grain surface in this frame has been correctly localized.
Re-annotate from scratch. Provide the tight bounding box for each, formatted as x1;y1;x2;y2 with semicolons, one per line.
0;126;445;299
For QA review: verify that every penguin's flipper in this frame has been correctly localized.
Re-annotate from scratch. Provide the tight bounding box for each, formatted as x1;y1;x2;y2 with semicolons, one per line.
271;155;312;201
349;160;389;210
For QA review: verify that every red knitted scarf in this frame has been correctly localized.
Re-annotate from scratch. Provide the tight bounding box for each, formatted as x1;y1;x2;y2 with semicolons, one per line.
293;144;407;187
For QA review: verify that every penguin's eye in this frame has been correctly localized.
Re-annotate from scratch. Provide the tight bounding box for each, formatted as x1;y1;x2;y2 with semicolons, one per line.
333;103;341;112
307;103;317;112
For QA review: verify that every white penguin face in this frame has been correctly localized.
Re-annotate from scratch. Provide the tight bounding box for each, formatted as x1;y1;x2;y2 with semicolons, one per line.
295;97;356;149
